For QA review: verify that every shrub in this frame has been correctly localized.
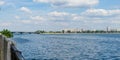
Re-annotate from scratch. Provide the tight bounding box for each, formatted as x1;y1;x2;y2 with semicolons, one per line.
0;29;13;38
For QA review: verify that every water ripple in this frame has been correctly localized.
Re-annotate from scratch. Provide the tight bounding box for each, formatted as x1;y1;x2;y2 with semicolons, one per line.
13;34;120;60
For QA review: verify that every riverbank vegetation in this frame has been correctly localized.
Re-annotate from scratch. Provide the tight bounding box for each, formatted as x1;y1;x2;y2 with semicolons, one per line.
34;30;120;34
11;30;120;35
0;29;13;38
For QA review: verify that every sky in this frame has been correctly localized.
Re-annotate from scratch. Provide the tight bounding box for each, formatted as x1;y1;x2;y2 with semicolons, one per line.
0;0;120;32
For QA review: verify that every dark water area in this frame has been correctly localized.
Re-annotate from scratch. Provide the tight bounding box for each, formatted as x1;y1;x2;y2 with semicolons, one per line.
12;34;120;60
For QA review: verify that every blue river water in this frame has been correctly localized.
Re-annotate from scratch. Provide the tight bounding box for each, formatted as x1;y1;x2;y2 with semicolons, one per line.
12;34;120;60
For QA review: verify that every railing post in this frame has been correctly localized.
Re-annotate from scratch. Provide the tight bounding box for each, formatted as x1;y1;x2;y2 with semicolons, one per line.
0;35;4;60
7;40;11;60
4;37;8;60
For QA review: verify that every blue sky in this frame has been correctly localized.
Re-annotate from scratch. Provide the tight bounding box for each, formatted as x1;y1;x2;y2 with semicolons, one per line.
0;0;120;31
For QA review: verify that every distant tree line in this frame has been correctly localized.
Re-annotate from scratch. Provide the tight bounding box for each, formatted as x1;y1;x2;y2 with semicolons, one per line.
34;30;120;34
34;30;62;34
63;30;120;33
35;30;46;34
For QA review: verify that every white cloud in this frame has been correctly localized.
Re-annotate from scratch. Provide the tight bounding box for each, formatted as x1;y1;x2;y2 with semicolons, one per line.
48;11;70;17
33;0;99;8
0;22;12;27
47;11;77;21
15;16;20;19
111;20;120;24
20;7;32;13
31;16;45;21
17;9;120;27
26;11;76;23
21;20;32;24
82;9;120;17
0;1;5;6
73;16;85;21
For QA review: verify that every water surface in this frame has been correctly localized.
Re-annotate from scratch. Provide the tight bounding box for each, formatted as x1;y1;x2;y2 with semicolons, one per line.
13;34;120;60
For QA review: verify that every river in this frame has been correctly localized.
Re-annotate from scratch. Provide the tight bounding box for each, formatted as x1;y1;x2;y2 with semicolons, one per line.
12;34;120;60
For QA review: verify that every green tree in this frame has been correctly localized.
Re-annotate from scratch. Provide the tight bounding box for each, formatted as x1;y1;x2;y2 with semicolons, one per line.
0;29;13;38
67;30;71;33
35;30;46;34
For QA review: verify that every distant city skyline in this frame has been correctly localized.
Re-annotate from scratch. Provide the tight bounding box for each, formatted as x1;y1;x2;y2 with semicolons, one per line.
0;0;120;31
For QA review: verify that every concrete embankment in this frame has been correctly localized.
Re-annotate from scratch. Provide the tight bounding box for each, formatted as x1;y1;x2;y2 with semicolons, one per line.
0;34;24;60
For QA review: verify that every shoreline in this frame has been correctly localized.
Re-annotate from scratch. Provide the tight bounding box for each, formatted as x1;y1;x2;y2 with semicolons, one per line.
13;32;120;35
34;33;120;35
